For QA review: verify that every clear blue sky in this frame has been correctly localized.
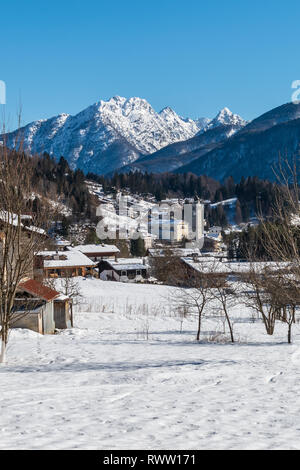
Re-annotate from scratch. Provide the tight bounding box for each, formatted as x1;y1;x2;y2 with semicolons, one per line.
1;0;300;129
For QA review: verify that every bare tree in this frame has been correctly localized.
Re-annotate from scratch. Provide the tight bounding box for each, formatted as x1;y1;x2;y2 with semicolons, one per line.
0;134;54;363
266;273;300;343
243;157;300;340
59;275;82;305
176;283;213;341
279;303;297;344
212;279;237;343
173;259;220;341
243;266;279;336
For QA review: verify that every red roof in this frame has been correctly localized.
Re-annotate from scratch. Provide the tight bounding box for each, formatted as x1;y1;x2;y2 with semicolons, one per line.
18;279;60;302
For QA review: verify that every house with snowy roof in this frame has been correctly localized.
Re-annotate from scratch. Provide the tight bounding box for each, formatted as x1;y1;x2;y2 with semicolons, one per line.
98;258;149;282
34;250;97;279
53;237;71;251
70;243;120;262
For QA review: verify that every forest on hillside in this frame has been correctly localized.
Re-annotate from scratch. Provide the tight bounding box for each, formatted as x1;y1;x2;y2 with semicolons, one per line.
87;171;281;227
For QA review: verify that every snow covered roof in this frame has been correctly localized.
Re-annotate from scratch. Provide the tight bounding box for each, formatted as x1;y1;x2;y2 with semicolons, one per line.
148;248;200;257
72;244;120;254
55;293;70;301
181;257;286;274
0;211;23;227
25;225;47;235
205;233;222;240
0;211;46;235
210;198;237;209
37;250;97;268
106;258;149;271
54;238;71;247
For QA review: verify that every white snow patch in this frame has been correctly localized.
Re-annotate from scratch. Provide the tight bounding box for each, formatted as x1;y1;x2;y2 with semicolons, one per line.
1;278;300;450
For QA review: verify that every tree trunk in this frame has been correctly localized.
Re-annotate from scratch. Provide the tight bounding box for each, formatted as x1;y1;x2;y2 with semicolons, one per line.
288;323;292;344
196;308;203;341
266;322;275;335
224;309;234;343
0;339;7;364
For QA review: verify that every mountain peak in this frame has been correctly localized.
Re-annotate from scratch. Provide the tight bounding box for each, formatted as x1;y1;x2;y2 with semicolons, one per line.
217;107;233;116
159;106;176;115
202;107;246;131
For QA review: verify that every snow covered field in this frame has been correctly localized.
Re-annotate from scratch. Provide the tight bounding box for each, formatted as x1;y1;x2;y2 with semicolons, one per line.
1;278;300;450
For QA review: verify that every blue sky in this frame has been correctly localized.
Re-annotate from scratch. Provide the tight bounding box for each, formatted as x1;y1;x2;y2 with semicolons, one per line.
1;0;300;129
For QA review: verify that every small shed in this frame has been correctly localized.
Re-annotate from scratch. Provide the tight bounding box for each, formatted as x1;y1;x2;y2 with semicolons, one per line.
12;279;72;334
13;279;59;334
54;294;73;329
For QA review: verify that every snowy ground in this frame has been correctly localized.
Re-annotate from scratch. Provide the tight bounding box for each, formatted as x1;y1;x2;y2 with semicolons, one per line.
1;278;300;450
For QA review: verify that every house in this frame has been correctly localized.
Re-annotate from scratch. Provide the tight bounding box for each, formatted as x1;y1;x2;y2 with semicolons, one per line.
180;257;227;287
208;226;222;235
12;279;72;334
0;211;48;280
53;237;71;251
147;200;205;243
202;234;223;253
148;247;201;258
141;233;155;250
34;250;97;279
70;243;120;262
99;258;149;282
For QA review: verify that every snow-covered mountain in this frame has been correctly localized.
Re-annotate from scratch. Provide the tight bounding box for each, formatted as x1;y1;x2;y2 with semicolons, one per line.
118;107;246;174
4;96;209;174
119;122;243;175
199;107;246;133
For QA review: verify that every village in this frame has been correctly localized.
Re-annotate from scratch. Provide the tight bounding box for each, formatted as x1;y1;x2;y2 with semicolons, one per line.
3;177;261;338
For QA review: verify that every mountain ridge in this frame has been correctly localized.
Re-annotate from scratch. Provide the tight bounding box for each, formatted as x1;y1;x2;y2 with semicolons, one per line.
175;102;300;181
3;96;211;174
2;96;247;176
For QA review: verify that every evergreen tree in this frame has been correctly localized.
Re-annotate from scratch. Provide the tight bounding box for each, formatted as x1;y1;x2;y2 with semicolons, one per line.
130;237;146;257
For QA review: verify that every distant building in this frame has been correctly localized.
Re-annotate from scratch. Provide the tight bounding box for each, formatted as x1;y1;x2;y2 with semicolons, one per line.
99;258;149;283
0;211;48;281
150;218;190;242
202;234;223;253
148;247;201;258
208;226;222;235
148;200;204;244
53;237;71;251
141;233;154;250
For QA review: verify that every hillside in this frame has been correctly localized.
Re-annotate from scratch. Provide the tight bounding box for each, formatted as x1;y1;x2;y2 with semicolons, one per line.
177;108;300;181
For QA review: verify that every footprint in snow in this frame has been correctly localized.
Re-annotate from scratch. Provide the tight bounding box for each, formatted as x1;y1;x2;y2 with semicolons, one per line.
268;371;284;383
